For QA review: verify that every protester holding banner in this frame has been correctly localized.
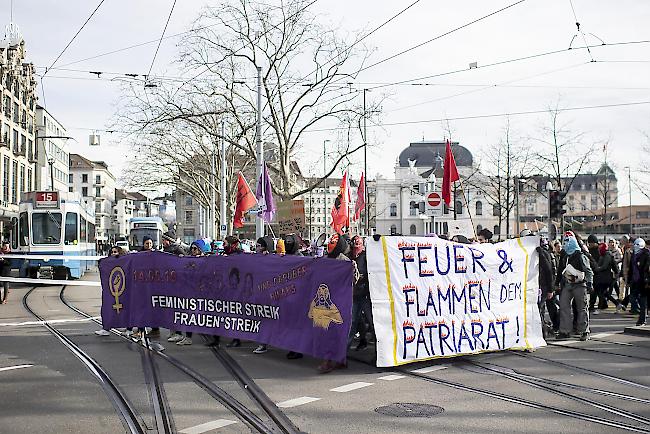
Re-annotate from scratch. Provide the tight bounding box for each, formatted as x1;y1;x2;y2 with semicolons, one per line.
556;232;593;341
224;235;243;348
318;233;354;373
348;235;373;351
95;246;126;336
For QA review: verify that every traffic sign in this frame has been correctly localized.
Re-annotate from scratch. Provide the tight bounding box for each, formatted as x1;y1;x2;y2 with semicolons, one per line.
425;192;442;217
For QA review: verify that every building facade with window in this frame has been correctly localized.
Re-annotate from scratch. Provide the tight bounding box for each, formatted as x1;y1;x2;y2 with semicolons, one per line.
69;154;116;249
0;23;37;240
113;189;137;238
35;104;69;192
516;164;618;233
175;190;209;244
374;140;504;238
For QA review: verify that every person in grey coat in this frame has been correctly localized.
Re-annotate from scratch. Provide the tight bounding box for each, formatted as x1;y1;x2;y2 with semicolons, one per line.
556;232;593;341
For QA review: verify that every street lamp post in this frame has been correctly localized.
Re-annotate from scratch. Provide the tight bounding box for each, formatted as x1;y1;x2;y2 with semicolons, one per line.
323;139;330;235
47;156;55;191
625;166;632;235
34;135;73;191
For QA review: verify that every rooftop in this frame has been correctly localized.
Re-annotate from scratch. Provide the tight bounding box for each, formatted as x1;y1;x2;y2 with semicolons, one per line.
398;141;473;168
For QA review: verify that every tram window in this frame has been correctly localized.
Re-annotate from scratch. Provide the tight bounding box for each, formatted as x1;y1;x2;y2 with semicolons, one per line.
32;212;62;245
19;212;28;246
64;212;78;245
80;217;87;242
88;223;95;243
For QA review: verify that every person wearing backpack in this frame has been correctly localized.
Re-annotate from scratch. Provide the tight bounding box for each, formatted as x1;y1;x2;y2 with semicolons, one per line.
556;232;594;341
627;238;649;326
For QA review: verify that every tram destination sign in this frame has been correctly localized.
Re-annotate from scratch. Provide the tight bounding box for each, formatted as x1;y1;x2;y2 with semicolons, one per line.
34;191;60;209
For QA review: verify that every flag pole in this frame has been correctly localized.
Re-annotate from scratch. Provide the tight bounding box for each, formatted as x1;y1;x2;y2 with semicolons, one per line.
455;176;477;240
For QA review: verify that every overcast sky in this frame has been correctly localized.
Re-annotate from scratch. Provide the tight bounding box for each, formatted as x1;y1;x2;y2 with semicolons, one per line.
5;0;650;204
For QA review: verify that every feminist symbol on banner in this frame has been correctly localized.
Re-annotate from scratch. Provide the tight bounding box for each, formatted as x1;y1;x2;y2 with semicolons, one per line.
109;267;126;313
308;283;343;329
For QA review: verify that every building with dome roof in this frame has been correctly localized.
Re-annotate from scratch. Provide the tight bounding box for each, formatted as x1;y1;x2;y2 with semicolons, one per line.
374;140;507;238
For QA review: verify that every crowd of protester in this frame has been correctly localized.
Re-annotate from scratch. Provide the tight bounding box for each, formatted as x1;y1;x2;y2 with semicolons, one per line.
91;226;648;371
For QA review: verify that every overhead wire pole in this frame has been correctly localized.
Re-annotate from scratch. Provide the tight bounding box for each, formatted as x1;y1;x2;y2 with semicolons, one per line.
220;121;227;240
363;88;368;235
255;65;264;240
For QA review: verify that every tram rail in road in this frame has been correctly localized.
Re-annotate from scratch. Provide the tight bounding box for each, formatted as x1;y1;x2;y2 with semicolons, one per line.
58;282;301;434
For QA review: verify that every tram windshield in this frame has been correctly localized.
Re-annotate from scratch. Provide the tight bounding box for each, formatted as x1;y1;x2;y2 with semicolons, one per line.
130;228;161;250
32;212;62;245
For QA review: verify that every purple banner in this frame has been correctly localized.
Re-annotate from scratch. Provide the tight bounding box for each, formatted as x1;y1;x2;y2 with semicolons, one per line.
99;252;354;362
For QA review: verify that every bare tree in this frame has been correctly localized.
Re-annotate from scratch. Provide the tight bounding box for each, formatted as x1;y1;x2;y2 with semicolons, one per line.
115;0;379;205
531;102;594;192
466;120;532;238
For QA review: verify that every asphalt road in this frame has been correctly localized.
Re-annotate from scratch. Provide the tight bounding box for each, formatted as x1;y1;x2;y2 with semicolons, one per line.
1;273;649;434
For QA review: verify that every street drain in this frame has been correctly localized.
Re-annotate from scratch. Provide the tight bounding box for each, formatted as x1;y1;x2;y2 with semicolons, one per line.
375;403;444;418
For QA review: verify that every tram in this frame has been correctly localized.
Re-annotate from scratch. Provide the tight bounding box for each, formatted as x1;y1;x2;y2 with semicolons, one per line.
15;191;96;279
128;216;165;251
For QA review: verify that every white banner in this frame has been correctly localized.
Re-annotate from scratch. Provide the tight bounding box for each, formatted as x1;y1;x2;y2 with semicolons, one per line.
367;236;545;367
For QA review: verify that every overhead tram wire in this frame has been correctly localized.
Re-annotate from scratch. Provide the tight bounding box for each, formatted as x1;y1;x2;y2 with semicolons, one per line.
146;0;178;80
32;38;650;88
293;0;425;85
354;0;528;76
42;0;107;79
364;38;650;90
302;99;650;133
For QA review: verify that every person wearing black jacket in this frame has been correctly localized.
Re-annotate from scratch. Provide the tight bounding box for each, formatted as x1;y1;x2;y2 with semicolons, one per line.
162;230;187;256
348;235;372;350
538;242;556;339
592;243;621;313
627;238;649;326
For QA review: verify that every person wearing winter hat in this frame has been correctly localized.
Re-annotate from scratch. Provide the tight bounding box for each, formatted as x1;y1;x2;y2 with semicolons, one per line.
591;243;622;315
162;230;187;256
624;238;649;325
318;233;355;373
556;231;594;341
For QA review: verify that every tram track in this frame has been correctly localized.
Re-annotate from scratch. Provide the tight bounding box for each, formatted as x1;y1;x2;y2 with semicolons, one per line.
457;359;650;426
347;353;650;433
510;351;650;391
22;286;146;434
546;340;650;362
59;284;300;434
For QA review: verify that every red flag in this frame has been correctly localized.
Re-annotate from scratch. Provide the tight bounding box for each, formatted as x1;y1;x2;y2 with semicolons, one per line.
354;172;366;221
233;172;257;228
442;140;460;205
330;171;351;234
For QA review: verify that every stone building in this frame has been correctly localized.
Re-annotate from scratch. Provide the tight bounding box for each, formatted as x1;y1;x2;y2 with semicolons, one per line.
374;140;505;238
69;154;116;249
35;104;69;192
0;23;37;240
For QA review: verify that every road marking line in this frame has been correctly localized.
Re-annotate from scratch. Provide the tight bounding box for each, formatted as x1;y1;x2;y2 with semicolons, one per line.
179;419;237;434
0;364;33;372
330;382;374;393
411;366;448;374
553;340;580;345
378;374;405;381
591;332;614;338
0;317;101;327
276;396;320;408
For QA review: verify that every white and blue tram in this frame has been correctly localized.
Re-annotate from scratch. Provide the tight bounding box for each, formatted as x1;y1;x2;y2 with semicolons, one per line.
15;191;96;279
129;216;165;251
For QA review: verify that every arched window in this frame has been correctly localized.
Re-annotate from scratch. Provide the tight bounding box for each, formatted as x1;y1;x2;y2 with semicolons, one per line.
476;201;483;216
409;224;417;235
390;224;397;235
477;224;483;232
455;201;463;215
494;225;500;235
390;203;397;217
493;203;500;217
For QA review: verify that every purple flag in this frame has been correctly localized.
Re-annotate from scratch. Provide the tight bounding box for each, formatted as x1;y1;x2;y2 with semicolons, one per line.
100;252;354;362
256;163;276;222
